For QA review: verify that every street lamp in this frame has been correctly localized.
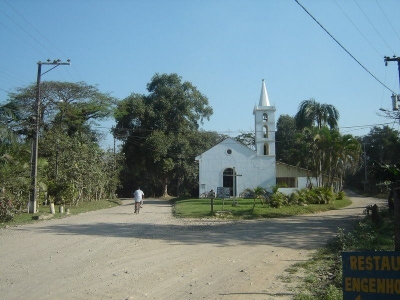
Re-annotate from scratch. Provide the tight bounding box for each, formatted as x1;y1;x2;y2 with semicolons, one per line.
28;59;71;213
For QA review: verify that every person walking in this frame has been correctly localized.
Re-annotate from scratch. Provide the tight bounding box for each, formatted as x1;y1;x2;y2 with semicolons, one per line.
133;187;144;213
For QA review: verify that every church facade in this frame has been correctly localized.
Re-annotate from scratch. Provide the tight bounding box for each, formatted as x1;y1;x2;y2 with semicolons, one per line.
195;80;278;197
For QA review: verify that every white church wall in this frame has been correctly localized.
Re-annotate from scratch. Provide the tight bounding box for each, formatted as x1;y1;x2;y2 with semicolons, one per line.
196;138;276;196
196;80;278;198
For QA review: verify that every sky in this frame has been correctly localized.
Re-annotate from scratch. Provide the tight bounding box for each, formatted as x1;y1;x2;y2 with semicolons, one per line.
1;0;400;149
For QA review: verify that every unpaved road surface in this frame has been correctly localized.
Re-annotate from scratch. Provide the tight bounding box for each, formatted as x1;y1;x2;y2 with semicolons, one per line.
0;192;386;300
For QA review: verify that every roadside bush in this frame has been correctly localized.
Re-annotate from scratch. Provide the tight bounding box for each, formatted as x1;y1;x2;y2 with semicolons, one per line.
0;197;15;222
239;188;254;199
288;192;300;205
290;208;394;300
305;187;335;204
325;284;342;300
336;190;345;200
295;189;308;205
335;209;394;251
269;192;288;208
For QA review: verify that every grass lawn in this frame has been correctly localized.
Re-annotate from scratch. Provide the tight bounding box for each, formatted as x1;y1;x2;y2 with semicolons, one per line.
173;197;352;219
0;198;122;228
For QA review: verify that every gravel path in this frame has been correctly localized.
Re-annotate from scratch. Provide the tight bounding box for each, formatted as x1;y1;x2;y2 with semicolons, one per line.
0;192;386;300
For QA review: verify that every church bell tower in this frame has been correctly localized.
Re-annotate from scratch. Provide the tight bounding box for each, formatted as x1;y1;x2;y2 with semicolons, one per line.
253;79;276;156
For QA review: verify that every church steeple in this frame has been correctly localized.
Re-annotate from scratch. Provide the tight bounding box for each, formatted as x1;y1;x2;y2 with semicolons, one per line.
259;79;270;106
253;79;276;157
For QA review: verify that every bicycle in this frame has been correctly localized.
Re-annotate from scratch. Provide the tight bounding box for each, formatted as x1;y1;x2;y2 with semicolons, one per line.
134;201;141;214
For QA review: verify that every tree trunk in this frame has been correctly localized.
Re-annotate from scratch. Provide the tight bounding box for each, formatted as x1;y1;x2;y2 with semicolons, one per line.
162;177;169;197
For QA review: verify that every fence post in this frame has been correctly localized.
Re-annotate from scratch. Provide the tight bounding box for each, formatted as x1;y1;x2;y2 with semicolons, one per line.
50;203;55;214
209;190;215;215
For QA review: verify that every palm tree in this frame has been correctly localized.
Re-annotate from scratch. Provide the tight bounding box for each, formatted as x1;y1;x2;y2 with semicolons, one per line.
300;127;361;189
252;186;266;210
333;134;361;190
295;99;340;187
295;98;339;130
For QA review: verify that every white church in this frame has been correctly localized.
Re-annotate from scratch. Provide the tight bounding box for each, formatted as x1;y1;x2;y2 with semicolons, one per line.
195;80;317;197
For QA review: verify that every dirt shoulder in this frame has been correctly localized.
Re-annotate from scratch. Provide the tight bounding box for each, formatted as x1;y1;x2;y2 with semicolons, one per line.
0;193;386;300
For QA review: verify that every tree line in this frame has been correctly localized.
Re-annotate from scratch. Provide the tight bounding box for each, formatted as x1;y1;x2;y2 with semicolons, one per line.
0;81;121;220
1;73;399;221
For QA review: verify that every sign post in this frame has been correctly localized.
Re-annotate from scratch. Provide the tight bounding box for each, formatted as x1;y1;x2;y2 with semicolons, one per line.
217;187;230;210
342;251;400;299
209;190;215;215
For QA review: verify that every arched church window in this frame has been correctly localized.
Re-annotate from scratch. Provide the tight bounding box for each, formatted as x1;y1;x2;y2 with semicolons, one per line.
263;113;268;121
263;143;269;155
263;125;268;138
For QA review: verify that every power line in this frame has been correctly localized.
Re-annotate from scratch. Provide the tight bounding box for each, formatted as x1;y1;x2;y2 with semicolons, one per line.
1;0;83;84
3;0;66;59
0;7;57;57
0;63;30;82
0;19;44;55
353;0;396;55
294;0;396;94
97;121;395;137
333;0;382;58
375;0;400;45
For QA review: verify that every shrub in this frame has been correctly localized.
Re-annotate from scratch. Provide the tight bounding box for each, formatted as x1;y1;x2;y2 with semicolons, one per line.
295;189;308;205
239;188;254;199
269;192;288;208
336;190;345;200
305;187;335;204
288;192;300;205
0;197;15;222
325;284;342;300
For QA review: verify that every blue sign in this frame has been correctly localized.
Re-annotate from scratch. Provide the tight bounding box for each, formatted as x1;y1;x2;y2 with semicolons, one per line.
342;251;400;300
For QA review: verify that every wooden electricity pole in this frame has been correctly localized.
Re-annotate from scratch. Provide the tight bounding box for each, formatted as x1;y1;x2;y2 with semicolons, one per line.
29;59;70;213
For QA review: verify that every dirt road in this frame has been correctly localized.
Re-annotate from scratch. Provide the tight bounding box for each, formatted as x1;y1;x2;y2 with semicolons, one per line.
0;192;386;300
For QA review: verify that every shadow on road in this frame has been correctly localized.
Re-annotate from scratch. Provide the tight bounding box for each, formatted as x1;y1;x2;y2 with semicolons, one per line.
17;194;386;251
28;212;363;251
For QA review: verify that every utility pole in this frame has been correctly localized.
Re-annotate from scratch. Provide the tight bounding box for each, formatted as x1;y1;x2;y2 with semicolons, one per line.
384;56;400;88
384;56;400;110
383;56;400;251
363;143;368;193
28;59;70;213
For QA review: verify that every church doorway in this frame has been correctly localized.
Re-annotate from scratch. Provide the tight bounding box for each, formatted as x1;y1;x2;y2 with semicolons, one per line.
223;168;234;196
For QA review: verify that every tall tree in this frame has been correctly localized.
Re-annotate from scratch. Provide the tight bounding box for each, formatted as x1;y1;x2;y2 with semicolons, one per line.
347;126;400;194
7;81;116;138
0;81;119;214
294;99;339;187
295;98;339;130
115;73;214;197
275;114;303;166
234;132;255;150
363;126;400;165
333;133;361;190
